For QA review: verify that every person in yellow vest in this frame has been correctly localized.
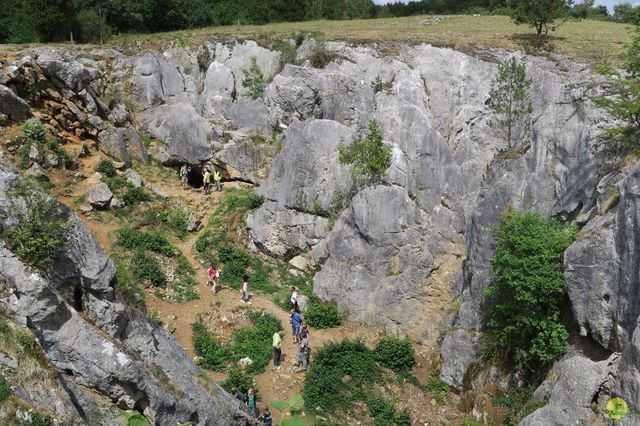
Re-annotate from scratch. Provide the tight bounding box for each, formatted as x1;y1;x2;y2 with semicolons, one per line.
213;169;222;192
203;168;211;195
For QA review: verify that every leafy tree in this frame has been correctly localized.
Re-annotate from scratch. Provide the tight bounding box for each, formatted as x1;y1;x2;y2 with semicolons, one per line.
595;28;640;147
338;119;392;184
488;57;533;148
613;3;640;24
28;0;75;42
512;0;573;46
483;209;577;372
0;0;37;43
241;57;272;99
76;9;112;43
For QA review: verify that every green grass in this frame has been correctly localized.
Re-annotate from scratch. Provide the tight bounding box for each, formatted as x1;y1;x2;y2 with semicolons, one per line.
111;15;633;66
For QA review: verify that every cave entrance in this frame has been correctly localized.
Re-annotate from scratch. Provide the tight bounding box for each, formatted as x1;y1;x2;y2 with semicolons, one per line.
187;165;203;188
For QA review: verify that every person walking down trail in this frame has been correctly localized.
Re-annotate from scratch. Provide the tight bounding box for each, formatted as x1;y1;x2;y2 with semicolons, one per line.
290;308;303;344
272;330;283;369
295;337;310;372
290;286;299;312
241;274;251;304
213;169;222;192
180;164;190;188
259;407;272;426
247;388;257;417
203;168;211;195
207;263;220;294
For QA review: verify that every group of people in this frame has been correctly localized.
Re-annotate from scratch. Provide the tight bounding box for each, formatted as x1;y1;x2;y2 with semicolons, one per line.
272;287;311;372
233;388;273;425
179;164;221;194
207;264;252;304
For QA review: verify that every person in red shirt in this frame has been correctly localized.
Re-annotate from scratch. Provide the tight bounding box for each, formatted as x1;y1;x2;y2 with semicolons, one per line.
207;263;220;294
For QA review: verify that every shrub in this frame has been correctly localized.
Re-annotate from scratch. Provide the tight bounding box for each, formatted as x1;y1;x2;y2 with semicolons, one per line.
303;339;380;414
308;41;337;68
231;310;282;374
192;321;231;371
339;119;392;184
170;209;189;239
491;383;545;425
221;366;256;397
131;250;166;287
304;301;342;329
0;374;10;403
367;397;411;426
21;118;46;143
425;372;450;405
374;337;415;373
171;275;199;303
483;209;578;372
107;175;130;192
212;189;264;218
28;413;53;426
96;159;117;178
217;243;250;286
116;228;175;257
241;57;272;99
1;183;71;274
123;187;151;205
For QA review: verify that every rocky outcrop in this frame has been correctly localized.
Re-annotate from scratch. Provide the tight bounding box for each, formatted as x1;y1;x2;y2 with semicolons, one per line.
0;84;30;122
0;160;253;425
99;125;149;166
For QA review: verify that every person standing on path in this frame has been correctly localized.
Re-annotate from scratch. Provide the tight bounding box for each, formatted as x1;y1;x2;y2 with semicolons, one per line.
213;169;222;192
241;274;251;304
203;168;211;195
207;263;220;293
272;330;283;369
259;407;272;426
290;286;299;312
179;164;188;188
290;308;303;344
247;388;257;417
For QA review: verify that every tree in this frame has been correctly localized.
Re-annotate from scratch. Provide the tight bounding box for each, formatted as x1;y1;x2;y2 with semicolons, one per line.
488;57;533;148
338;119;392;184
512;0;573;46
483;209;577;372
28;0;75;42
241;57;272;99
595;28;640;147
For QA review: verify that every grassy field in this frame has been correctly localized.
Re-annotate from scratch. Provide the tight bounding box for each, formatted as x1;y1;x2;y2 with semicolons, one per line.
109;15;635;66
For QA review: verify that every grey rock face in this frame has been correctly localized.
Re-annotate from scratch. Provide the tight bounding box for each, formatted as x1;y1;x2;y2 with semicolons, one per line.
86;182;113;209
124;168;143;188
521;354;619;426
0;84;30;122
131;52;184;111
214;136;274;185
99;126;149;166
36;49;98;92
138;103;214;165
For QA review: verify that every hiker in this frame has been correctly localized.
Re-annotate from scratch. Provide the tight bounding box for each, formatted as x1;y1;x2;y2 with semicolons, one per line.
272;330;283;369
213;169;222;192
179;164;190;188
247;388;257;417
259;407;272;426
300;324;309;340
294;337;310;372
290;308;303;343
290;286;299;312
203;168;211;195
241;274;251;304
207;263;220;293
232;388;245;403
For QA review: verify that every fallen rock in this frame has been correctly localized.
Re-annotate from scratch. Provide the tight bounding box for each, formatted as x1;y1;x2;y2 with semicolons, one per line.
98;126;149;167
187;212;202;232
108;103;129;126
0;84;30;122
28;143;41;163
289;255;310;271
297;295;309;312
151;186;168;199
124;168;143;188
109;197;124;209
86;182;113;208
45;152;59;168
238;357;253;366
25;163;48;181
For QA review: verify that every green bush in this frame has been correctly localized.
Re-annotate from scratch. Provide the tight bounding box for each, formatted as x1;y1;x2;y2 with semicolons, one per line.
131;250;166;287
107;175;131;192
96;159;117;178
305;301;342;329
374;337;415;373
491;384;545;425
1;183;71;274
192;321;231;371
0;374;10;403
303;339;381;414
170;209;189;239
122;187;151;205
28;413;53;426
241;57;272;99
21;118;45;143
218;243;250;286
221;366;256;397
116;228;175;257
47;138;78;169
483;209;578;372
425;372;450;405
308;42;338;68
367;397;411;426
339;119;392;184
212;189;264;218
170;275;199;303
232;310;282;374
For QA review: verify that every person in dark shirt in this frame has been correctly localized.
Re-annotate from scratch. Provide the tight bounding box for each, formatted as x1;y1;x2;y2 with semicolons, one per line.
259;407;272;426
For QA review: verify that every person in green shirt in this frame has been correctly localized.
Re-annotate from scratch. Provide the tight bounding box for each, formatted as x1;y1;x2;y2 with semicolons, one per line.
247;388;257;417
272;330;283;369
203;168;211;195
213;169;222;192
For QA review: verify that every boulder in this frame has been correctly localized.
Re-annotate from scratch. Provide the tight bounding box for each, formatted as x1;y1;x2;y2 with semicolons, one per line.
25;162;48;181
297;295;309;313
109;197;124;209
214;136;274;185
187;212;202;232
86;182;113;208
221;40;281;97
35;49;97;92
108;102;129;126
0;84;30;122
289;255;311;271
131;52;184;111
124;168;143;188
98;126;149;167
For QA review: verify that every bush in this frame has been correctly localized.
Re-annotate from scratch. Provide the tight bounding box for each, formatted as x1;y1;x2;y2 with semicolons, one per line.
122;187;151;205
192;321;231;371
308;42;338;68
221;366;256;397
21;118;45;143
241;57;272;99
374;337;415;373
339;119;392;184
231;310;282;374
483;209;578;372
170;209;189;239
304;301;342;329
131;250;166;287
367;396;410;426
212;189;264;217
1;183;71;273
0;374;10;403
96;159;116;178
217;243;250;286
116;228;175;257
303;339;381;414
